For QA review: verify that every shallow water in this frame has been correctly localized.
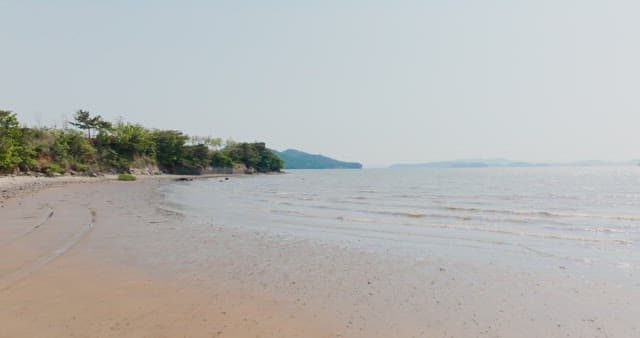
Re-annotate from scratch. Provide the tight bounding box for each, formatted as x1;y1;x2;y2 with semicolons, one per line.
161;167;640;278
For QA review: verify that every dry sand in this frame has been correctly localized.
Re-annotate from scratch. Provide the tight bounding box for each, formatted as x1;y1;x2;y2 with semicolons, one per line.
1;176;638;337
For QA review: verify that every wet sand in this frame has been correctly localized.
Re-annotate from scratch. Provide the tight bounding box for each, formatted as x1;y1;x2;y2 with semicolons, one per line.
1;176;638;337
0;177;335;337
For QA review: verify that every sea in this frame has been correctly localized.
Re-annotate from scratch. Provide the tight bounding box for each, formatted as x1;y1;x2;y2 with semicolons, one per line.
160;167;640;278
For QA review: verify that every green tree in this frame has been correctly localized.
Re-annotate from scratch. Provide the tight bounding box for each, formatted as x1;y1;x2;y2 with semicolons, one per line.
152;130;189;172
96;122;155;164
0;111;25;173
178;144;211;174
69;110;112;139
16;127;43;171
224;142;283;172
51;130;96;170
210;151;234;168
225;142;260;169
256;149;284;172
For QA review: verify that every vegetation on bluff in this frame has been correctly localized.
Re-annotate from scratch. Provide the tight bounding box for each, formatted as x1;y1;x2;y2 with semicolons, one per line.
0;109;283;175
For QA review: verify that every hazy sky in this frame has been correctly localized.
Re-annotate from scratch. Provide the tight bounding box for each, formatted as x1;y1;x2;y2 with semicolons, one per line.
1;1;639;167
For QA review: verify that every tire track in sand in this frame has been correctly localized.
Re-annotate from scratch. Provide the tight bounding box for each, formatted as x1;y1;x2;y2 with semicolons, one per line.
0;207;96;291
0;204;54;249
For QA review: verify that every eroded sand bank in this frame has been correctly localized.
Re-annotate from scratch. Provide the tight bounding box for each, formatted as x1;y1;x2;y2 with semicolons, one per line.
1;176;638;337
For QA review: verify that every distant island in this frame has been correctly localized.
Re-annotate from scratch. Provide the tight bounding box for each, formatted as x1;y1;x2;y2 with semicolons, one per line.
390;158;640;169
272;149;362;169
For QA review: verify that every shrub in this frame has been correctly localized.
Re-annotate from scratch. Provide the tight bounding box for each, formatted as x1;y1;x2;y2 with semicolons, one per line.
72;163;89;172
46;163;65;176
117;173;137;181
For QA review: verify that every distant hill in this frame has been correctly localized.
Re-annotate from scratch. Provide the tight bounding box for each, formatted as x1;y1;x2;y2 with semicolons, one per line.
390;158;639;169
273;149;362;169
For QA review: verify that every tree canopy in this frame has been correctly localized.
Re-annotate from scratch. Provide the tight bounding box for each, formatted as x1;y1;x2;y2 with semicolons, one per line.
223;142;284;173
68;110;112;139
0;110;24;173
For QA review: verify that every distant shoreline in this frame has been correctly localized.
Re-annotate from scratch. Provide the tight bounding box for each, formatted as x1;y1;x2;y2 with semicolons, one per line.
390;159;640;169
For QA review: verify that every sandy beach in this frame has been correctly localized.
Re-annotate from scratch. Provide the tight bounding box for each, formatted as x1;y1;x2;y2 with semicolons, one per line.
1;175;638;337
0;176;337;337
1;248;329;337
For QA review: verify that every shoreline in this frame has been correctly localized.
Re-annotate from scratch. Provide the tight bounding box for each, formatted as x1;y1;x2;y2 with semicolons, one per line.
0;172;257;204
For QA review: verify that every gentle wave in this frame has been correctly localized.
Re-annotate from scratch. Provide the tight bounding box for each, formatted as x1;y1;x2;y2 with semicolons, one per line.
543;225;640;234
267;201;567;227
272;196;640;225
443;205;640;221
277;201;546;224
390;211;427;218
264;207;634;245
406;223;634;245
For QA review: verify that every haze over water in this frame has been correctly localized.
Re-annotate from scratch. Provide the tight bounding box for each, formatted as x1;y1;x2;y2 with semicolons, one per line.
162;167;640;282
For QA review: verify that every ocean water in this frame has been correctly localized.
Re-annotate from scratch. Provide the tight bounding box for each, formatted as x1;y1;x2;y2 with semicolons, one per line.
160;167;640;276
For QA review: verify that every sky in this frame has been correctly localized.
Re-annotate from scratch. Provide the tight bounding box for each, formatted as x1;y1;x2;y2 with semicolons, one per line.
1;1;639;167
